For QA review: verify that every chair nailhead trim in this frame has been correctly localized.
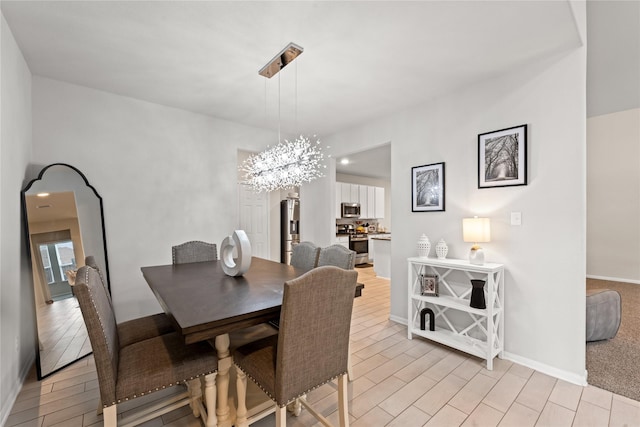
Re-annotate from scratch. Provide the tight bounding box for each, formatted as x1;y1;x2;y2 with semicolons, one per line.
235;364;346;407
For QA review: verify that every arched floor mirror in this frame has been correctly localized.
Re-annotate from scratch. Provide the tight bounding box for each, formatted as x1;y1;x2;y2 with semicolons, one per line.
21;163;110;380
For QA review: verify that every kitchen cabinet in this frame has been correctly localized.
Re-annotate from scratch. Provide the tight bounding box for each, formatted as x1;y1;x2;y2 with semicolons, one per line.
334;235;349;249
375;187;385;219
359;185;368;219
407;257;504;370
336;181;386;219
367;186;376;219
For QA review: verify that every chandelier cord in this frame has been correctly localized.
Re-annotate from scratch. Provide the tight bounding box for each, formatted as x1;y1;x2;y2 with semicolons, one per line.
278;71;281;144
295;60;298;134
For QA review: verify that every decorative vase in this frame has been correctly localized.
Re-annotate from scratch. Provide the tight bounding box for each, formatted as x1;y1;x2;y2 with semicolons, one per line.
469;279;486;309
435;239;448;259
417;234;431;257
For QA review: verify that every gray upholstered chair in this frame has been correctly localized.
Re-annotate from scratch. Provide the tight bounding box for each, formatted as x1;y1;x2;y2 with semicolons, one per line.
234;266;358;426
85;256;174;348
172;241;218;264
72;266;219;427
289;241;320;271
317;244;356;270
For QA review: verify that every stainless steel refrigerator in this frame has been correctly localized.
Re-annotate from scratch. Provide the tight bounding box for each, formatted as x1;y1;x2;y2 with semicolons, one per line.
281;198;300;264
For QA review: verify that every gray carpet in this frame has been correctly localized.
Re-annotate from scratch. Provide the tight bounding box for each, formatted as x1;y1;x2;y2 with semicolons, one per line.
586;279;640;401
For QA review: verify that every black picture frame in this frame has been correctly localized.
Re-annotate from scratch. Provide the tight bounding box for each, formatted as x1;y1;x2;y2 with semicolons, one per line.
411;162;445;212
478;124;527;188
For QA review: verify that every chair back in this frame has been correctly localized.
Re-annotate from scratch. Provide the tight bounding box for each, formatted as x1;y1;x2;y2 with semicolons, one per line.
290;241;320;271
85;255;112;306
317;244;356;270
72;265;119;406
275;266;358;405
172;241;217;264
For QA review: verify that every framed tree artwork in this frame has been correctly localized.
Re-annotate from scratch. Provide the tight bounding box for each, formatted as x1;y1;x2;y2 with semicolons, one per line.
412;162;445;212
478;124;527;188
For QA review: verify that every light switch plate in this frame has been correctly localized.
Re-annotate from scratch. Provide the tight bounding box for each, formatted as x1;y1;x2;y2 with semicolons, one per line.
511;212;522;226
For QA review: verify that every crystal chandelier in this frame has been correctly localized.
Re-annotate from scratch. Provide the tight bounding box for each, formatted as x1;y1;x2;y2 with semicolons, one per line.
241;42;325;192
241;135;325;192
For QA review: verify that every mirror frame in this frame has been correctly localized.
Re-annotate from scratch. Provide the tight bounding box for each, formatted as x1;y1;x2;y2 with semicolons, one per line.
21;162;110;379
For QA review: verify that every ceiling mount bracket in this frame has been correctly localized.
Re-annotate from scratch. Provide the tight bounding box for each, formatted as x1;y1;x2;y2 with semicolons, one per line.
258;42;304;78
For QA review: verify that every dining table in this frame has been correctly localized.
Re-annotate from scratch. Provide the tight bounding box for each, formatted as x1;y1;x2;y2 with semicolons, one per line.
141;256;306;427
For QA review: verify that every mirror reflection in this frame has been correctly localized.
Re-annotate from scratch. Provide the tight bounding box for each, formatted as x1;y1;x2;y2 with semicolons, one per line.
22;163;109;379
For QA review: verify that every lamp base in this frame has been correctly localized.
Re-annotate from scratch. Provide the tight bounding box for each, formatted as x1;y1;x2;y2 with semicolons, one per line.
469;247;485;265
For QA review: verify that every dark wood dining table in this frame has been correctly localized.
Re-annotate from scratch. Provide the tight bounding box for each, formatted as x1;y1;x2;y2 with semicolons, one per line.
141;257;306;427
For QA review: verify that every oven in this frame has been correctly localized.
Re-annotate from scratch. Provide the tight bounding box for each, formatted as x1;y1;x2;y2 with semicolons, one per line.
349;234;369;265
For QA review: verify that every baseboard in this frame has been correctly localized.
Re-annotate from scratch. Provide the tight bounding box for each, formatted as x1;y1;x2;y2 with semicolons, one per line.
389;316;587;386
502;351;588;386
587;274;640;285
0;354;35;427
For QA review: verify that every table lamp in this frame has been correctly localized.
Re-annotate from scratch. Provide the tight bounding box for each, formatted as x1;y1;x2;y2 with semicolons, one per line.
463;217;491;265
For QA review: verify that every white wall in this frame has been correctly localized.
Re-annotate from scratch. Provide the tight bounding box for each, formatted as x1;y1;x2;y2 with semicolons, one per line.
324;37;587;381
0;13;34;426
587;108;640;282
31;77;276;322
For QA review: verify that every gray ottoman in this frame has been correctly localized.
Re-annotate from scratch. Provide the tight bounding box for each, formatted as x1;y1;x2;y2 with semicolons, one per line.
586;289;621;342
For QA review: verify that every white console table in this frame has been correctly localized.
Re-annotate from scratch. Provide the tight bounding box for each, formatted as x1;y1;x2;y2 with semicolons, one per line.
407;257;504;370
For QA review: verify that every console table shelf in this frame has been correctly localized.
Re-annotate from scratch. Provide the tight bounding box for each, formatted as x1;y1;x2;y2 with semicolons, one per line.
407;257;505;370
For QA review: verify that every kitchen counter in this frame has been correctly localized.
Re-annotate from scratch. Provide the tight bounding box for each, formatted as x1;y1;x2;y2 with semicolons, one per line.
370;235;391;241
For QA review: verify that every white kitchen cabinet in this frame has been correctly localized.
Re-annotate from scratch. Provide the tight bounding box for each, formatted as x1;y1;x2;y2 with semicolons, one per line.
336;182;386;219
375;187;385;219
367;186;376;219
350;184;359;203
407;257;504;370
359;185;368;219
334;235;349;249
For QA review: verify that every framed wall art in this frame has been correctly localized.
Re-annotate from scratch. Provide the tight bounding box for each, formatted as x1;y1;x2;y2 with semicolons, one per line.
412;162;445;212
478;124;527;188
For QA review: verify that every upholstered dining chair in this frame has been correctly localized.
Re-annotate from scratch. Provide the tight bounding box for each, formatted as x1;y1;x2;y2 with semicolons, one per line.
289;241;320;271
85;256;174;348
172;240;218;264
317;244;356;270
234;266;358;427
73;266;219;427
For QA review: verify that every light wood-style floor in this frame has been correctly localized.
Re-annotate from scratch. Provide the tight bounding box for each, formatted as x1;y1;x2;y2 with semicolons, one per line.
36;296;91;377
7;267;640;427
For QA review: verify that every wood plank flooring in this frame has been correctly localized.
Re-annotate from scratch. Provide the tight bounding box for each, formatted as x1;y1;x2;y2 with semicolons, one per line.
7;266;640;427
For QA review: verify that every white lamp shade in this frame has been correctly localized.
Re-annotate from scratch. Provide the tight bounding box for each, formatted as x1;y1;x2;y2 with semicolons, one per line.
463;217;491;243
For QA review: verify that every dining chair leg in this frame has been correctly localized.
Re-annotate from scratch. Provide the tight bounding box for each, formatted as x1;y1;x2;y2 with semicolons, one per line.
235;369;248;427
347;341;355;381
338;374;350;427
103;405;117;427
275;405;287;427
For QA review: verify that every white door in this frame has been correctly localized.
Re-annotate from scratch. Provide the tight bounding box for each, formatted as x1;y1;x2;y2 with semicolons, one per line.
238;184;269;259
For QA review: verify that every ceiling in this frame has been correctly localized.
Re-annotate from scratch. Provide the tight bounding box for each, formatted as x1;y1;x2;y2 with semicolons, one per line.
25;192;78;223
1;1;585;180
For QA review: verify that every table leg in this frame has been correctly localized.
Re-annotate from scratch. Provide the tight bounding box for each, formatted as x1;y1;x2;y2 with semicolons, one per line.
214;334;232;427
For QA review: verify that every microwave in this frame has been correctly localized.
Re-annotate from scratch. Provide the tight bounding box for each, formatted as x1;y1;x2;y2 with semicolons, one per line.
341;202;361;218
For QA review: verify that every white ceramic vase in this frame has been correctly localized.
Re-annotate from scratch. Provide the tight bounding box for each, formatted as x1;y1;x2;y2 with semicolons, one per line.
417;234;431;257
435;239;448;259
